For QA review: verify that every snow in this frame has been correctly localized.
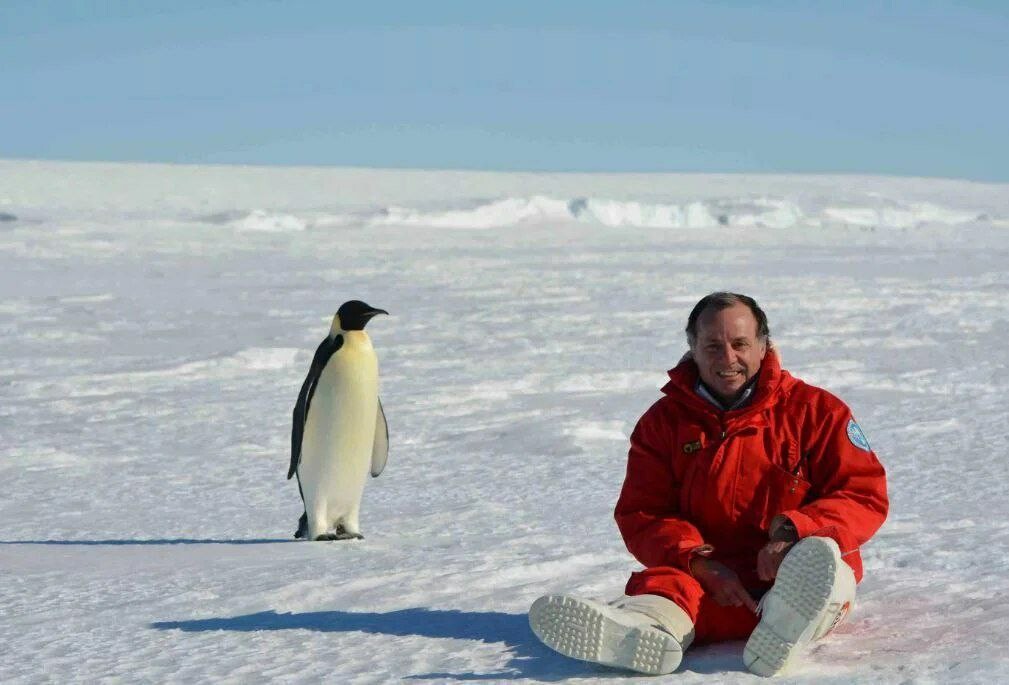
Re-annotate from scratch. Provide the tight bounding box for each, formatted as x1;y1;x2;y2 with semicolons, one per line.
231;210;309;233
2;159;1009;683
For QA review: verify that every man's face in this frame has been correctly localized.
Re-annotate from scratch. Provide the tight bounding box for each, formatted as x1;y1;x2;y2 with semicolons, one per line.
690;303;767;404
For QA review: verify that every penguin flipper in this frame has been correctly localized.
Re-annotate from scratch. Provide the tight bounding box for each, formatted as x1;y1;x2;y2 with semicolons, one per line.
371;396;389;477
289;334;344;480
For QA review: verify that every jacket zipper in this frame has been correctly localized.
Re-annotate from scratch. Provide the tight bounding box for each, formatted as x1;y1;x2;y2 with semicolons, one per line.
688;426;728;514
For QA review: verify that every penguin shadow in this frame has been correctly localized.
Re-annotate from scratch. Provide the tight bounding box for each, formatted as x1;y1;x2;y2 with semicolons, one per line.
0;538;295;546
151;607;609;681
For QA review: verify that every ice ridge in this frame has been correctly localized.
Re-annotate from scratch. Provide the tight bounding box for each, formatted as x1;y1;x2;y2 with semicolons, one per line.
203;196;984;232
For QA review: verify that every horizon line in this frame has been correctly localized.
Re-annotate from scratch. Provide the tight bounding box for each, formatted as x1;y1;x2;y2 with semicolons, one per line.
2;155;1004;186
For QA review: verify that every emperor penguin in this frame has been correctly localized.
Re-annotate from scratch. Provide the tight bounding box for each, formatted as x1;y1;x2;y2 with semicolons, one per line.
288;300;389;541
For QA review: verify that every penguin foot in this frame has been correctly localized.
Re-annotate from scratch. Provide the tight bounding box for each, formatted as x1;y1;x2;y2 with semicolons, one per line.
334;524;364;540
332;531;365;540
313;532;363;541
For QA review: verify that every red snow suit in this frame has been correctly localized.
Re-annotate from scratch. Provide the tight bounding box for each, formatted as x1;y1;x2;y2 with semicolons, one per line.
614;351;888;643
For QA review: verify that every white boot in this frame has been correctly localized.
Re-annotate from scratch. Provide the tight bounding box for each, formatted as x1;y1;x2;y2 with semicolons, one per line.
529;593;695;675
744;536;856;677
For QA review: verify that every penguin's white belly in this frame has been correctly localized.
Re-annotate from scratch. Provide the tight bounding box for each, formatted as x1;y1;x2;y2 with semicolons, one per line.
298;346;378;532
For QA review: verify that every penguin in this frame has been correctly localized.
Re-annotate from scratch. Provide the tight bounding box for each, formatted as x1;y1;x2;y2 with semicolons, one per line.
289;300;389;541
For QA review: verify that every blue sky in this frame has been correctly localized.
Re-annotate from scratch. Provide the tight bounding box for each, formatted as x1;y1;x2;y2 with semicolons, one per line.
2;2;1007;181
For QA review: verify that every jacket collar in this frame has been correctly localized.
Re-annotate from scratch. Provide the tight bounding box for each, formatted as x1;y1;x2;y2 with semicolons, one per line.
661;348;787;418
696;377;758;411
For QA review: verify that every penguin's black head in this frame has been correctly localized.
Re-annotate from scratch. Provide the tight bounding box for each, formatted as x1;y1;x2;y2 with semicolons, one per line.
337;300;389;331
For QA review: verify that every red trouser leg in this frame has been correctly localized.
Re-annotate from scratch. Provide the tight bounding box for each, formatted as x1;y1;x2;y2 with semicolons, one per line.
625;567;760;644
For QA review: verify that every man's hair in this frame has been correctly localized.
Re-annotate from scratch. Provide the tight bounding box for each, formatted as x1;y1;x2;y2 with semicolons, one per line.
685;292;770;346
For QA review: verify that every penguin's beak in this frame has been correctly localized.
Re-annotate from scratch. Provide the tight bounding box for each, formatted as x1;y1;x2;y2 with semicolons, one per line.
336;302;389;332
360;308;388;329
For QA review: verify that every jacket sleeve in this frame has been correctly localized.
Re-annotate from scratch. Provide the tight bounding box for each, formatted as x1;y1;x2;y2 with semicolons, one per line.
614;402;706;570
780;398;888;555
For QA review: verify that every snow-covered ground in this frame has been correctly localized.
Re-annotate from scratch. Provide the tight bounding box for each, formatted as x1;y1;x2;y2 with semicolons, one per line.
2;160;1008;683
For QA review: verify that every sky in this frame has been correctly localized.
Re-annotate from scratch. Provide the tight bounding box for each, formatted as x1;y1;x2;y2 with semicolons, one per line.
2;1;1008;181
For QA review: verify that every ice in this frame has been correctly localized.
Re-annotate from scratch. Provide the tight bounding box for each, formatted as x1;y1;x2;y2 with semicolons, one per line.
231;209;308;233
185;195;987;232
2;160;1009;683
373;195;572;229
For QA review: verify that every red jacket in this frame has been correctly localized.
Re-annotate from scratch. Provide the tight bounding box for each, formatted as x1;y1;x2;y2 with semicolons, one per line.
614;351;888;588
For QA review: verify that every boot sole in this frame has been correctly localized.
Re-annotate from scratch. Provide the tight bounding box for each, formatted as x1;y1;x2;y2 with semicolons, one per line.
529;595;682;675
743;536;842;677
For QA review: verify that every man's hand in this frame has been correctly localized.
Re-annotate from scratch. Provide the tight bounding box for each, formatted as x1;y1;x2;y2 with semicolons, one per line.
756;539;794;581
757;515;800;581
689;557;758;612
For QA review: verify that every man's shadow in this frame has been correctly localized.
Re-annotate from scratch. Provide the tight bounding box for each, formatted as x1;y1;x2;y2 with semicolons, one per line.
151;607;741;680
153;607;584;681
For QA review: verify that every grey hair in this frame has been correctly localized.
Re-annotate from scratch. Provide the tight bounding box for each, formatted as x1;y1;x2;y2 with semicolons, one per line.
685;292;770;346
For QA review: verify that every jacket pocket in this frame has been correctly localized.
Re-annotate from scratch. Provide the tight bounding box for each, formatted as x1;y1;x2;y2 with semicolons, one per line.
736;442;811;533
758;461;811;530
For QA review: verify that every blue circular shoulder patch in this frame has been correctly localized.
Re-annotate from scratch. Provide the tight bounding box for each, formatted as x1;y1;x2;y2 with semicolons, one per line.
846;418;871;451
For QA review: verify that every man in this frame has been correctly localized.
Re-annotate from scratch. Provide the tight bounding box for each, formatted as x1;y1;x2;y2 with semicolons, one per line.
529;292;888;677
